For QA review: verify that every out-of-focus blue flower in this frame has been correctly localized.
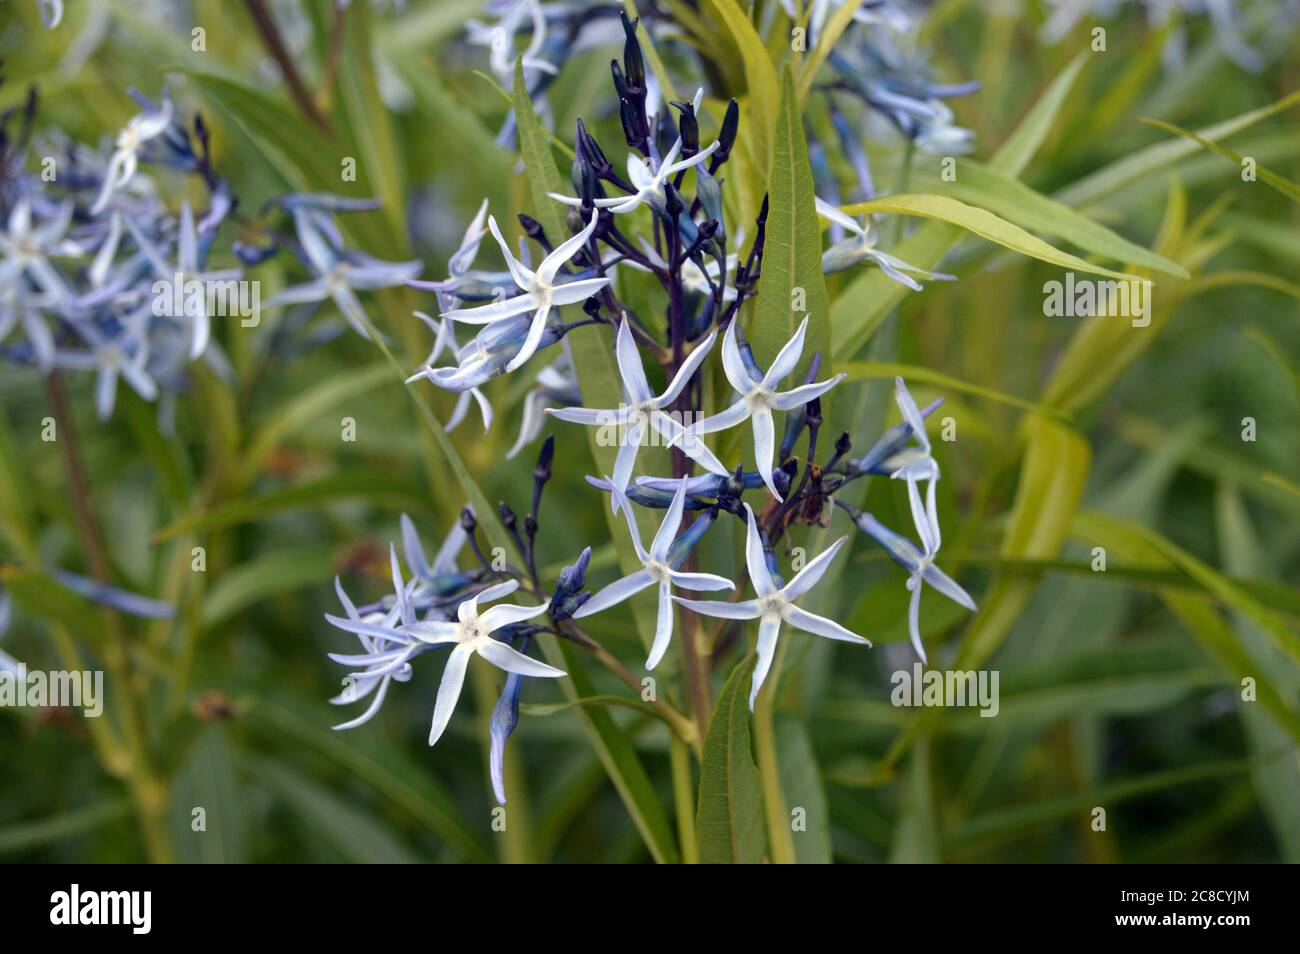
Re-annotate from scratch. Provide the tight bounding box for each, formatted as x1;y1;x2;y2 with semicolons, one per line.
829;25;978;155
0;586;17;675
90;95;174;214
0;198;77;304
676;504;870;710
49;308;158;421
265;206;421;338
407;311;494;433
574;479;732;670
128;200;241;358
548;319;728;508
48;567;175;619
683;317;844;501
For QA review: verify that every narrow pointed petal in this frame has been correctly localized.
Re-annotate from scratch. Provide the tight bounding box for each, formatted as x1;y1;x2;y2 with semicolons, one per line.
658;326;717;406
907;582;927;665
751;408;780;501
486;215;535;291
720;319;756;393
332;675;392;731
476;638;566;677
390;544;415;627
474;578;522;606
610;421;644;509
770;374;846;411
504;307;550;372
743;503;777;596
749;614;782;711
905;476;937;556
684;399;750;437
537;210;600;285
814;196;867;236
428;643;474;745
782;535;849;601
575;569;654;618
645;581;675;671
762;316;809;389
549;277;611;306
547;405;618;426
479;599;550;632
443;294;537;324
668;571;734;592
894;377;930;452
673;596;761;620
432;521;468;576
785;605;871;645
922;563;976;611
649;478;688;560
615;319;653;404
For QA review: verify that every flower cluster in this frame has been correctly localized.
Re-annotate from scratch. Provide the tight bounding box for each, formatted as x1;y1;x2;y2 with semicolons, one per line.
0;83;236;427
324;9;980;803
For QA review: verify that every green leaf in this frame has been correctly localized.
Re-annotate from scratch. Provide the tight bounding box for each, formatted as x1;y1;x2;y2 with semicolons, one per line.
152;471;428;542
913;159;1188;276
1055;88;1300;209
830;53;1090;359
841;361;1071;419
954;416;1091;672
250;695;491;862
1138;117;1300;204
201;546;335;629
541;636;682;864
520;695;661;720
838;194;1144;282
252;756;422;863
0;567;107;648
696;656;766;864
776;717;832;863
513;59;568;240
889;735;940;862
0;801;130;855
750;63;831;375
703;0;779;183
240;363;394;484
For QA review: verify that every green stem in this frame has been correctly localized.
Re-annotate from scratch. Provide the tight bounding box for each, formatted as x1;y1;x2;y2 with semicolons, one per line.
753;636;796;864
45;372;174;863
669;734;699;864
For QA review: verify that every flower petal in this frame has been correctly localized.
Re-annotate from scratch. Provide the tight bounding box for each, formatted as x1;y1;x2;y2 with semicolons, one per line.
428;643;474;746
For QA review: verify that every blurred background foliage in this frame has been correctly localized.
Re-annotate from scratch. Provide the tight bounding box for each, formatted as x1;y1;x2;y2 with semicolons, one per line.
0;0;1298;863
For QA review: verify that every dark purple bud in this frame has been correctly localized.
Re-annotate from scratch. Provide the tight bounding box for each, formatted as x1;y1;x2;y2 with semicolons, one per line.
716;99;740;163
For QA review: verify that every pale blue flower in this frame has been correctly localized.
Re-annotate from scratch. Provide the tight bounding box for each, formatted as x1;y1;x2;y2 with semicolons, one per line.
90;96;174;214
266;207;421;338
815;197;953;289
683;317;845;501
676;504;870;710
575;479;733;670
441;210;609;372
547;318;728;508
405;578;562;747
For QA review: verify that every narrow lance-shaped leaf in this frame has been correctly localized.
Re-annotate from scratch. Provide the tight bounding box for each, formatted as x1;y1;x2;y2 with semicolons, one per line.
697;656;767;864
751;63;831;377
